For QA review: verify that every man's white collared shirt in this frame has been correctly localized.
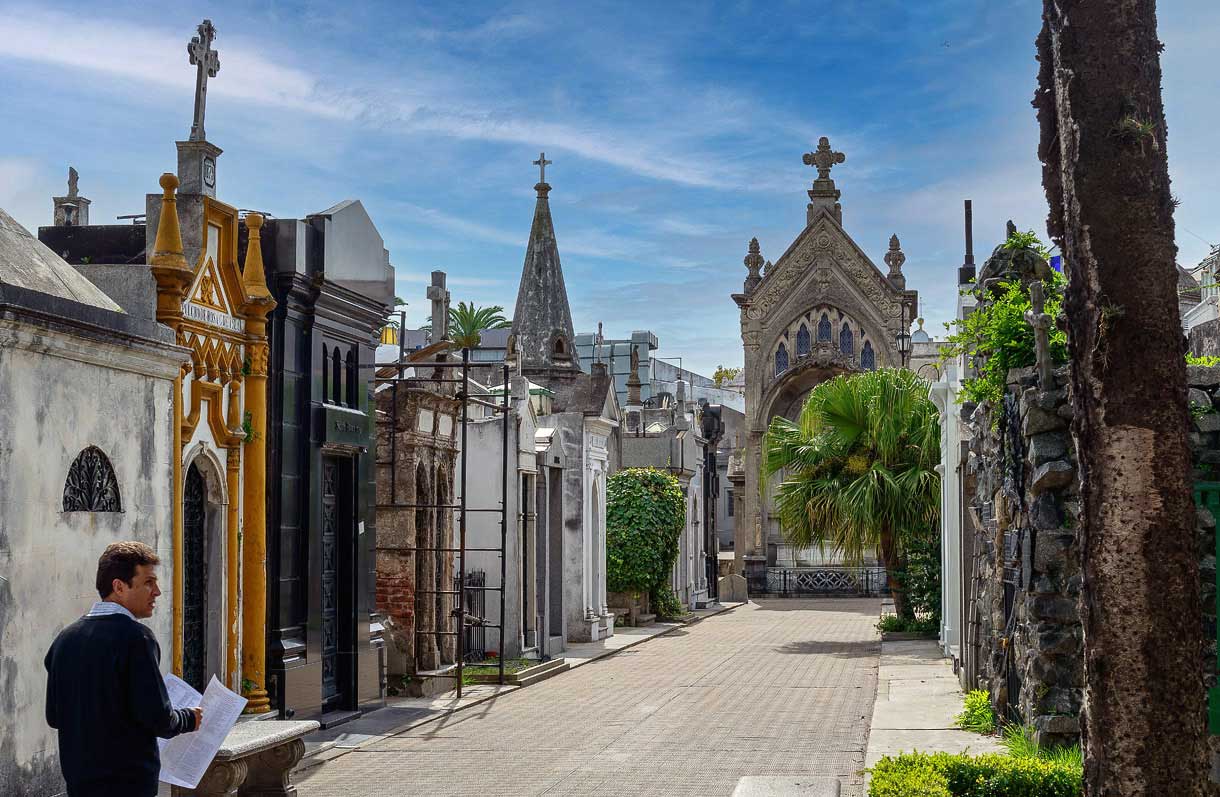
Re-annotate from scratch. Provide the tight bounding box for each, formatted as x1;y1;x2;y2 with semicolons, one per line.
85;601;136;621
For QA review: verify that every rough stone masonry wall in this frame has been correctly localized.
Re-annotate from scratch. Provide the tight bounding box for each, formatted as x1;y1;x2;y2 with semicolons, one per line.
966;363;1084;748
966;362;1220;752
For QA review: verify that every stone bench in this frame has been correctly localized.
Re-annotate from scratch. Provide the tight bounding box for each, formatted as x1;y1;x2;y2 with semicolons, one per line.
171;719;319;797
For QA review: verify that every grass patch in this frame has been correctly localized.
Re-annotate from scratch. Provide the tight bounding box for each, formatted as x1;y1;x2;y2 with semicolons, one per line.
954;689;997;734
999;723;1083;770
460;657;533;685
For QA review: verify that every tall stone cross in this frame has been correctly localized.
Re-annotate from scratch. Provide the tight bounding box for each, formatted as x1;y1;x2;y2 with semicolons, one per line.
187;19;220;142
428;270;450;341
1025;280;1056;387
803;137;845;181
533;152;552;184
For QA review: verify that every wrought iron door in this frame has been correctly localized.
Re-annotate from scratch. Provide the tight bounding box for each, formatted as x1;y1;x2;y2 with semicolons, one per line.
321;459;339;706
183;463;208;692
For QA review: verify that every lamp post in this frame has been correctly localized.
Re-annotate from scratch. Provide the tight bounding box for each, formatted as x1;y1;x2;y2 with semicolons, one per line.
895;303;912;369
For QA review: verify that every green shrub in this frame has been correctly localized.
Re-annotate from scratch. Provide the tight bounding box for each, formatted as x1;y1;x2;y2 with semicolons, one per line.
876;614;939;634
606;468;685;597
650;586;685;620
955;690;996;734
869;752;1082;797
1187;353;1220;367
895;524;942;625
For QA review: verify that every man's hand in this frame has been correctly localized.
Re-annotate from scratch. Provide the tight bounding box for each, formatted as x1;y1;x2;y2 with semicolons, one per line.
190;706;203;730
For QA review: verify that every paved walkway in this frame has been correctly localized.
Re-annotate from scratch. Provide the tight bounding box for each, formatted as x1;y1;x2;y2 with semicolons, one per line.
865;639;1004;774
295;599;881;796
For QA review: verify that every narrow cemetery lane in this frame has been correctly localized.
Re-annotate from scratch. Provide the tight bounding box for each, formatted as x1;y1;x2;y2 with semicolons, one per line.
296;599;881;797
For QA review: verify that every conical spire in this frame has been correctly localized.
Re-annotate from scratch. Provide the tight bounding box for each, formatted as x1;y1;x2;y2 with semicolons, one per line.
510;161;576;374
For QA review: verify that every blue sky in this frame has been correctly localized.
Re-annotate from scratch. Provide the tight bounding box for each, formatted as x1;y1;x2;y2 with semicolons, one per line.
1;1;1216;377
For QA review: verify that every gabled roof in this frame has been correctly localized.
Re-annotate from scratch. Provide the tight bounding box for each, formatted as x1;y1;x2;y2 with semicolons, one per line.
0;208;121;310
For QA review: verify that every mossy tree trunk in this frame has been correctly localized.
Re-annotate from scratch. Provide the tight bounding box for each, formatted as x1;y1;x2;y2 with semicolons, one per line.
1035;1;1209;792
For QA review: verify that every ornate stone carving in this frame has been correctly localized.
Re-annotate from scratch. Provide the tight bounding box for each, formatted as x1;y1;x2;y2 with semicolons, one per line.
742;237;764;293
884;234;907;290
63;446;122;512
242;738;306;796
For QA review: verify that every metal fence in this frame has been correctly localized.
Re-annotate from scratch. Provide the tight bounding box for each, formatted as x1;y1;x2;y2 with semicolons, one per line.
461;570;487;662
748;566;890;597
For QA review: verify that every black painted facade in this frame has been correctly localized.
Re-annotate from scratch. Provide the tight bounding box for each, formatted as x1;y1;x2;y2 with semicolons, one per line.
256;209;391;723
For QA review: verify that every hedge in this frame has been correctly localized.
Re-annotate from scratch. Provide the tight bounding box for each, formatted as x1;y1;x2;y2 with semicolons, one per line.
606;468;685;596
869;752;1081;797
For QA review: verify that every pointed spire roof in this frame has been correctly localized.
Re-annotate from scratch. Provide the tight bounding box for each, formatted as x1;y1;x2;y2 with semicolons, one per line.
510;169;577;374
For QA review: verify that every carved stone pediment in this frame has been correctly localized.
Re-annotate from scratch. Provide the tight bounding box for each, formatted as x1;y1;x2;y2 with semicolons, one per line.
745;215;904;328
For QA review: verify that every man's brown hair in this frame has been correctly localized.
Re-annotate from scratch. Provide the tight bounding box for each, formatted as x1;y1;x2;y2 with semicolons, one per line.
96;541;160;599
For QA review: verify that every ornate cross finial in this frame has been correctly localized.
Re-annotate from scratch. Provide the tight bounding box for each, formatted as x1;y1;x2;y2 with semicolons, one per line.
532;152;552;184
803;136;845;181
187;19;220;142
67;167;79;198
1025;281;1055;386
884;234;906;274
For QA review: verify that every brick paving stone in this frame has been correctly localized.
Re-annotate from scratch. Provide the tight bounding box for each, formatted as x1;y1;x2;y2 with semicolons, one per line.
296;598;880;797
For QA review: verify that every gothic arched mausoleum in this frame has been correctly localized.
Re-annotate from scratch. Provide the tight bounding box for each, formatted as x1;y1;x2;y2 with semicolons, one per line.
731;137;918;578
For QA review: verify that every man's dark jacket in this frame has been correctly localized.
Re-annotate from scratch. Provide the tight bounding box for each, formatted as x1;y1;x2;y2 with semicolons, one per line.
45;613;197;796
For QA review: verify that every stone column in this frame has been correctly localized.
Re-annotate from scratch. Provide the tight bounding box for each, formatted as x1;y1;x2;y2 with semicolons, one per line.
225;440;241;688
240;214;276;713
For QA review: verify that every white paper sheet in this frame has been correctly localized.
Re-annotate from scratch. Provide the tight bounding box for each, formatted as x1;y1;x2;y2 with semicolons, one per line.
158;675;248;788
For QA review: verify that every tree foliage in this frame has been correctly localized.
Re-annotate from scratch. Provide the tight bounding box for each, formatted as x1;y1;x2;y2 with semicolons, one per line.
940;246;1068;406
763;368;940;617
424;301;512;349
712;365;742;388
606;468;685;598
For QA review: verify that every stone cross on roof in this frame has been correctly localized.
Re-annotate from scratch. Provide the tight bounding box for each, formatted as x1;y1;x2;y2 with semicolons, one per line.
188;19;220;142
533;152;552;184
803;137;845;181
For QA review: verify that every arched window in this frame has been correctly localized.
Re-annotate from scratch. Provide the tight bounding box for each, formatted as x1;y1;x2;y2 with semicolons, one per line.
796;324;811;357
817;313;832;342
321;344;329;403
554;336;566;356
839;323;854;356
331;347;342;405
861;341;876;371
775;342;789;376
345;350;358;408
63;446;122;512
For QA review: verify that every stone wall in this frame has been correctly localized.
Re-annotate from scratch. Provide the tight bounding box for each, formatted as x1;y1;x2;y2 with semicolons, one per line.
966;363;1220;752
965;364;1083;748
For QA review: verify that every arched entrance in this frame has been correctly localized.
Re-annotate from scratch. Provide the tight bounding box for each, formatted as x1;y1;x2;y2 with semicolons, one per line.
182;461;208;692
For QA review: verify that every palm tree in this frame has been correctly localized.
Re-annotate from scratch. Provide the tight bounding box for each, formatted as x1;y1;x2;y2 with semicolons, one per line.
424;302;512;349
762;368;940;618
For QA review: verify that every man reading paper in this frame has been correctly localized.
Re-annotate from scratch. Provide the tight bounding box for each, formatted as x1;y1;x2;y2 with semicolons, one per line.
45;542;203;796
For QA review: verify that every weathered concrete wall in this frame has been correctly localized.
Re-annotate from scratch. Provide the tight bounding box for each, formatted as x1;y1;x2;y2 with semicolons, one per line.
0;318;180;797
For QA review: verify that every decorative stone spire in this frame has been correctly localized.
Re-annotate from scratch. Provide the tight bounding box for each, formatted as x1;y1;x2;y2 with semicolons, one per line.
803;137;845;225
743;237;763;293
53;166;90;227
884;233;907;290
626;346;643;406
240;213;275;305
510;158;577;374
149;173;194;330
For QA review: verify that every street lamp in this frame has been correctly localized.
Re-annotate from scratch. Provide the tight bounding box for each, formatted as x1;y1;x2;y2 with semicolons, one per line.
895;304;912;369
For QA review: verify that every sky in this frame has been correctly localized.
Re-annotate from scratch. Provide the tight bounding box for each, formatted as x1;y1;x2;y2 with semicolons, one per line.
1;1;1216;377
